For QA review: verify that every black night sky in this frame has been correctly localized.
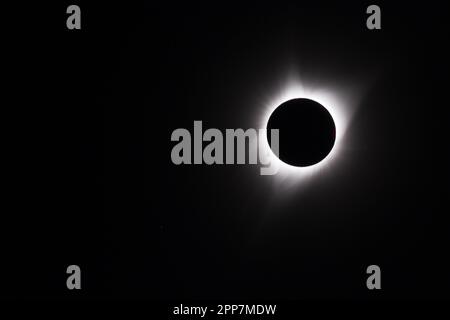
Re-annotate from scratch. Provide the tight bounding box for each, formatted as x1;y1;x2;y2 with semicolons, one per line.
4;0;450;307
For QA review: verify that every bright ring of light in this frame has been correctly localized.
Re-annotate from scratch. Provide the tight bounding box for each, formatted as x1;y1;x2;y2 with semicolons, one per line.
258;78;350;183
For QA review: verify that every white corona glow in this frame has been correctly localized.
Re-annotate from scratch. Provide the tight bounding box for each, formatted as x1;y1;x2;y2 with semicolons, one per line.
258;77;354;185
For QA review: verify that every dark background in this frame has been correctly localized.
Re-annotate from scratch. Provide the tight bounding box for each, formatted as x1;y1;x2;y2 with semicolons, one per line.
4;1;449;301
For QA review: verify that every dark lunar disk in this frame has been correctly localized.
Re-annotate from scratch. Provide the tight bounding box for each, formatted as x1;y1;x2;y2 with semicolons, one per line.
267;98;336;167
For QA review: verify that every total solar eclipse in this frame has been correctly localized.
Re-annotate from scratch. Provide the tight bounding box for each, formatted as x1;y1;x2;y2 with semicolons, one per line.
267;98;336;167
